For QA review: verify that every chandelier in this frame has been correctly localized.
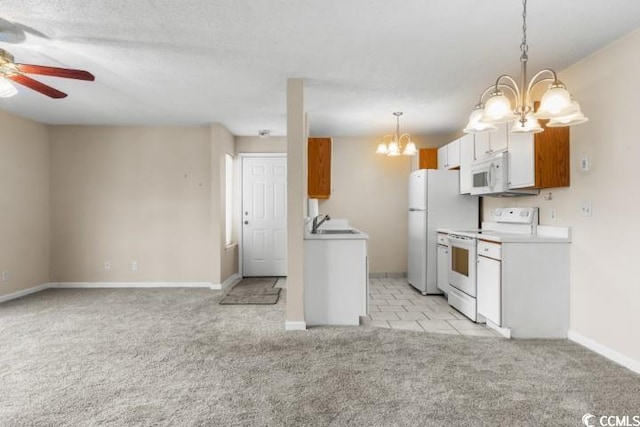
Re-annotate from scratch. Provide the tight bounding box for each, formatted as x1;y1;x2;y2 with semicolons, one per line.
464;0;588;135
375;112;417;156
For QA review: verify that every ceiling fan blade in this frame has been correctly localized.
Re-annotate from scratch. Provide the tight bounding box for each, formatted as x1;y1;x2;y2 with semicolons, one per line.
7;74;67;98
15;64;95;81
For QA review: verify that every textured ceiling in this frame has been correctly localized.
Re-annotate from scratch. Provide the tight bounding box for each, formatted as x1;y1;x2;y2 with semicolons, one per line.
1;1;640;136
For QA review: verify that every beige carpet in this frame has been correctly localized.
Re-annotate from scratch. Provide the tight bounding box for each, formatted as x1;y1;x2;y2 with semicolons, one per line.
0;288;638;426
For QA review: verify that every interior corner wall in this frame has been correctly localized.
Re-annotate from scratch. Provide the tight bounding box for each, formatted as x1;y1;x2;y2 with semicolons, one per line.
50;126;212;283
0;110;50;296
318;134;452;274
210;123;238;284
483;29;640;364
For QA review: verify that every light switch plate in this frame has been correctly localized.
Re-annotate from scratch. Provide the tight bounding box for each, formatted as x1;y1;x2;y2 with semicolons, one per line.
580;200;593;217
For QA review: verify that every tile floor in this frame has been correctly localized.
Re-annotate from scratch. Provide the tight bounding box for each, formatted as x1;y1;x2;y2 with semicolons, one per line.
362;277;501;337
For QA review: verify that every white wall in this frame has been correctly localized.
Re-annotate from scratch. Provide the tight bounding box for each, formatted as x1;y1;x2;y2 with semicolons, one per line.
319;134;454;273
0;111;50;296
483;29;640;365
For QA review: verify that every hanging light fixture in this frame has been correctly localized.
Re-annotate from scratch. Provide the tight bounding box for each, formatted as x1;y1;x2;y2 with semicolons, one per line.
463;0;587;134
375;112;417;156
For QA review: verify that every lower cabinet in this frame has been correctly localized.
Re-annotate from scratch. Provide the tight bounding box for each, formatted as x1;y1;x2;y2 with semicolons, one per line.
477;254;501;325
436;243;450;295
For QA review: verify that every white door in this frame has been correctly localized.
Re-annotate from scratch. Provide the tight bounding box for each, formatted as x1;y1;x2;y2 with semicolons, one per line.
242;156;287;276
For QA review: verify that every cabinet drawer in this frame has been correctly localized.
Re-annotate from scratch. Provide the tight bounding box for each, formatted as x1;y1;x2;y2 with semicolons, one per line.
478;240;501;260
437;233;449;245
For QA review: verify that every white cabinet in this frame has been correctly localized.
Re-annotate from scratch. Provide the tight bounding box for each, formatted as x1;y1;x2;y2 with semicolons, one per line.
474;123;508;160
458;133;474;194
438;139;461;170
507;132;535;188
436;235;450;294
304;231;368;326
477;253;501;325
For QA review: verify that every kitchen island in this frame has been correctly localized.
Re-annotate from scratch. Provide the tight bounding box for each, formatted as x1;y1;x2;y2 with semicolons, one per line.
304;226;369;326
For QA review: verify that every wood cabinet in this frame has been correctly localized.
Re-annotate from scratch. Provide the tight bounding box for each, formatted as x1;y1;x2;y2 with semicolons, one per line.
474;123;508;160
308;137;332;199
418;148;438;169
438;138;460;170
507;123;570;189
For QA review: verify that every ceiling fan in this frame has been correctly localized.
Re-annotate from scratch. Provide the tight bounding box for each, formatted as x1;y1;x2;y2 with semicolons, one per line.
0;47;94;99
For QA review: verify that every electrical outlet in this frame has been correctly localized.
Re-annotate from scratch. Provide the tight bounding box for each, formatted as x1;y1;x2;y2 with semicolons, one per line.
1;271;9;281
580;200;593;217
131;261;139;271
104;261;111;270
550;208;557;221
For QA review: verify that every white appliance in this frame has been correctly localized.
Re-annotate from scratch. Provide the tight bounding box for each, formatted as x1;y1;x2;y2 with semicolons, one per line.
407;169;478;295
446;207;539;322
470;153;538;197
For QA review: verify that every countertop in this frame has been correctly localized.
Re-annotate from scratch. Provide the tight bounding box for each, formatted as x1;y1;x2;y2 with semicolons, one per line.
437;225;571;243
304;226;369;240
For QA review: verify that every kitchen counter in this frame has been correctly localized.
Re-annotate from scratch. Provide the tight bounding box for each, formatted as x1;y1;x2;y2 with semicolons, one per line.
304;227;369;240
438;225;571;243
304;225;369;326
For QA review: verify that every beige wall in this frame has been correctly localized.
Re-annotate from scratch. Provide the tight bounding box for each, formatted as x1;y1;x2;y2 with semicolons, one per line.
235;136;287;154
483;29;640;364
211;124;239;283
50;126;213;283
318;134;453;273
0;111;50;296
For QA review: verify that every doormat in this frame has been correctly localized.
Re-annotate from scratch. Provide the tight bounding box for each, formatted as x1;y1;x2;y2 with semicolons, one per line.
219;277;281;305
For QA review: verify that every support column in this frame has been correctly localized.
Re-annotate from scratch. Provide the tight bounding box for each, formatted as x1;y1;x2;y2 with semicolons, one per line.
286;78;307;330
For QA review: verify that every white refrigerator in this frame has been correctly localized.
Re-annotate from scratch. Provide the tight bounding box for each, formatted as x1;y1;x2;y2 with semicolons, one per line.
408;169;478;295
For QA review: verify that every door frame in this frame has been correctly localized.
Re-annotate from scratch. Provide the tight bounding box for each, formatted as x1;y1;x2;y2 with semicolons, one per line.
237;152;287;278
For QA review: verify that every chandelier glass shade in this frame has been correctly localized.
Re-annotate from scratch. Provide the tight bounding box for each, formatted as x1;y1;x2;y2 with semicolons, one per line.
0;77;17;98
464;0;587;135
376;112;417;156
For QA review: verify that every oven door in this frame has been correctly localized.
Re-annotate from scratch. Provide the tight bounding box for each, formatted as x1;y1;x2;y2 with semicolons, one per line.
448;234;477;297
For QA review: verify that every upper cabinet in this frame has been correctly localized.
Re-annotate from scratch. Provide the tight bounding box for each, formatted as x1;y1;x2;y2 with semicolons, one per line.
308;137;332;199
418;148;438;169
458;133;474;194
437;138;460;170
507;124;570;189
474;123;508;160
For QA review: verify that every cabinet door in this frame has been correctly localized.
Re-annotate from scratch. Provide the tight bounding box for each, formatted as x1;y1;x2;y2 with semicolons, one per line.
477;256;501;325
308;138;332;198
490;123;509;154
437;245;450;294
474;132;490;160
458;134;474;194
447;139;460;169
437;145;448;169
508;132;535;188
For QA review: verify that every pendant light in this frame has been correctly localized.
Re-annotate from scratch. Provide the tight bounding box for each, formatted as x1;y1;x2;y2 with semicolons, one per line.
375;112;417;156
463;0;587;134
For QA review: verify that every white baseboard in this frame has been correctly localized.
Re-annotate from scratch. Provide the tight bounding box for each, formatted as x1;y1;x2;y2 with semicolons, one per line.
568;329;640;375
0;283;54;304
285;320;307;331
211;273;241;291
53;282;213;289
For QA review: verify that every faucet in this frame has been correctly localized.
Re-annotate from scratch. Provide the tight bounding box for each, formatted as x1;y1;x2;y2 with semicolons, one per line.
311;214;331;234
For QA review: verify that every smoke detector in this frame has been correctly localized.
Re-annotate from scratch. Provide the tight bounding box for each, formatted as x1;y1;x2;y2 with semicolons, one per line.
258;129;271;138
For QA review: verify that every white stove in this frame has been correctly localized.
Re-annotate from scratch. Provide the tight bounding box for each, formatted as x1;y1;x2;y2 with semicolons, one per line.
442;207;539;322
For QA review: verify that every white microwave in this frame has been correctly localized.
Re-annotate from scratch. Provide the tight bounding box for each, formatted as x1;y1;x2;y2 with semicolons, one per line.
470;153;538;196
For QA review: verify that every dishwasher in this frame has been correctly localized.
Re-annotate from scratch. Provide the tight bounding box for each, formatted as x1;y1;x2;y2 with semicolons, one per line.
436;232;450;296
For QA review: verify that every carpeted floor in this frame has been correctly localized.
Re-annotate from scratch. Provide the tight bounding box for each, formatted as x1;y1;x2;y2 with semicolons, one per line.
0;287;638;426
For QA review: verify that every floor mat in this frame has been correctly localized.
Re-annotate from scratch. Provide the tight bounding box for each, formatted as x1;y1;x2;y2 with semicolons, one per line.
219;277;281;304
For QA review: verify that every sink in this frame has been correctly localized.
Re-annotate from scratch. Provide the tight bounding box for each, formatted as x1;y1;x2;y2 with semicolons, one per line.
316;229;359;234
